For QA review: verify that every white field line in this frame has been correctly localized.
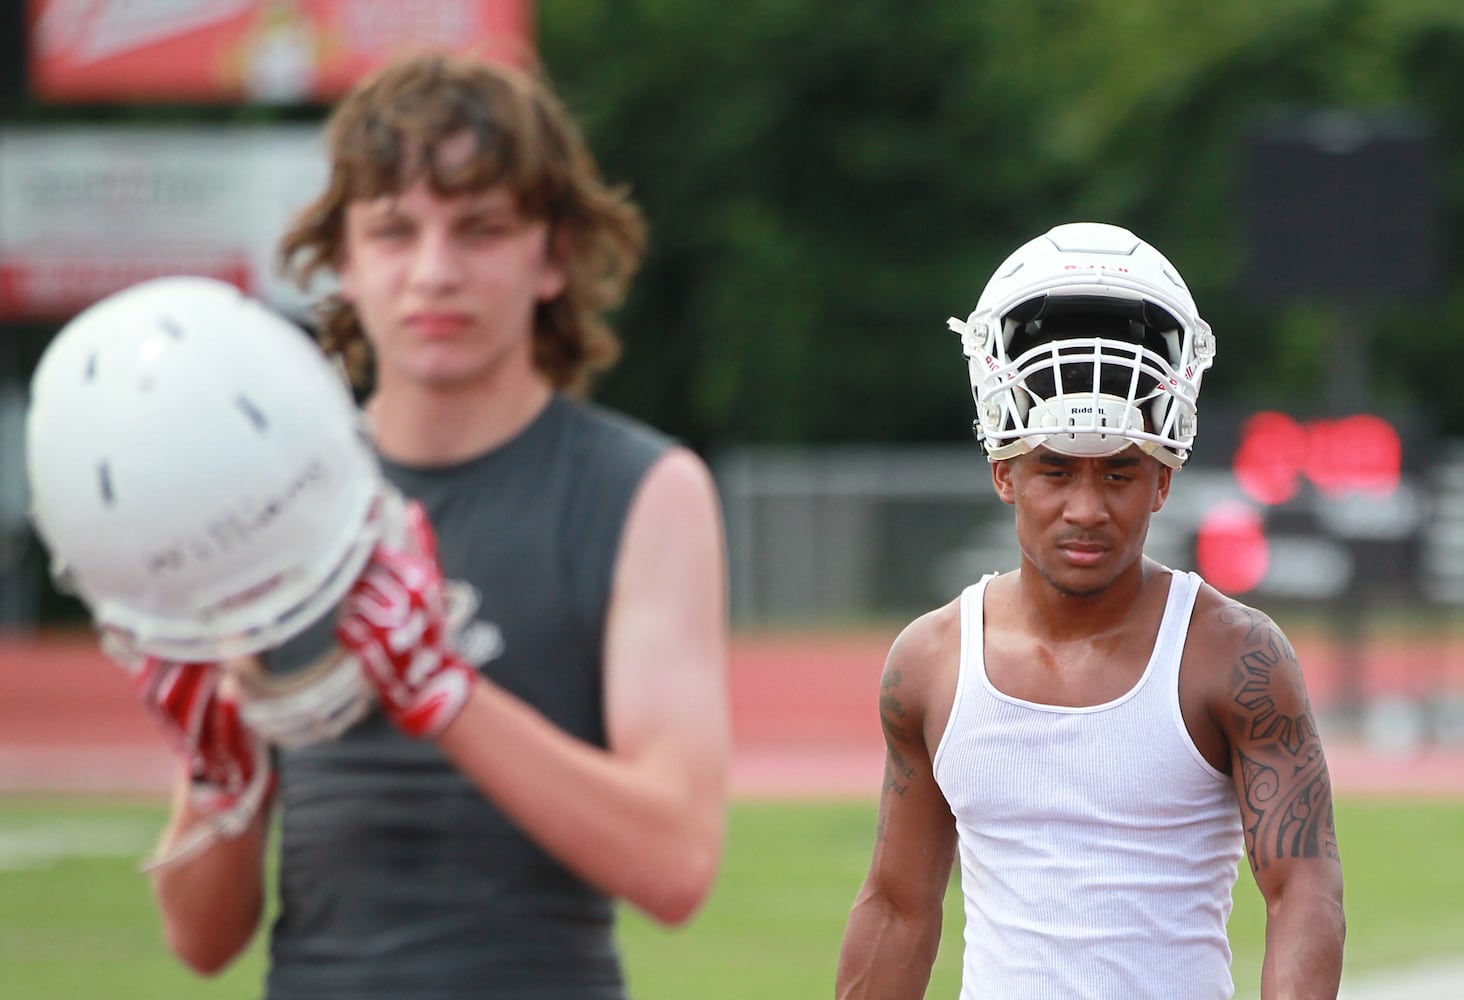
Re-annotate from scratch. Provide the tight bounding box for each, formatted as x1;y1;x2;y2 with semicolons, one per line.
2;815;1461;998
1337;961;1464;1000
1239;960;1464;1000
0;819;156;871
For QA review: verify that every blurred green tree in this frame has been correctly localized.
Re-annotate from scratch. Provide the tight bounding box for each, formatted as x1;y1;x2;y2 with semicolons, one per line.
540;0;1464;450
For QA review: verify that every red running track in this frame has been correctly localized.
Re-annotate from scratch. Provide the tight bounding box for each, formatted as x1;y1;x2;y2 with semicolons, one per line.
2;628;1463;799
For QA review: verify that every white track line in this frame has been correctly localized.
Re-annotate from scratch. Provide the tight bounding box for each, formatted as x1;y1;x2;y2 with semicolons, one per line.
0;820;156;871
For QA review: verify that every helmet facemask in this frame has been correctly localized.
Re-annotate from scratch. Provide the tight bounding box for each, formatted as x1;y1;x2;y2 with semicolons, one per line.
983;297;1195;467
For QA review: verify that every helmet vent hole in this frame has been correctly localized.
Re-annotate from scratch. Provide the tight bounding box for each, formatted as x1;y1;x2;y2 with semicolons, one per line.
97;461;115;507
84;352;97;381
235;394;269;432
158;317;184;339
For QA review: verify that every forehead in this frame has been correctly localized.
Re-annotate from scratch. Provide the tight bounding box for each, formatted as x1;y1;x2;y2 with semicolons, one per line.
351;181;521;217
338;119;543;214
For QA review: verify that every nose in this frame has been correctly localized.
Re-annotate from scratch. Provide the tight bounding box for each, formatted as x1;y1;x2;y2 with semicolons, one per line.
1062;474;1110;527
408;227;464;293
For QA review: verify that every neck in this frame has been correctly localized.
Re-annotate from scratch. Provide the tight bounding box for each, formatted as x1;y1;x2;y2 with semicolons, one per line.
367;371;554;467
1018;556;1161;642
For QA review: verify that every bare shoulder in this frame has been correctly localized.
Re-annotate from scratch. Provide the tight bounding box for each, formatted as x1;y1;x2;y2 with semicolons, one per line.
885;599;961;699
616;447;723;571
1187;581;1309;720
889;598;960;673
633;446;721;517
606;444;725;677
880;597;963;761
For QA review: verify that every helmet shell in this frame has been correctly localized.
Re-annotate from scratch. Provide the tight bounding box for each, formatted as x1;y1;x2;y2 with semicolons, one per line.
26;275;385;663
951;222;1215;467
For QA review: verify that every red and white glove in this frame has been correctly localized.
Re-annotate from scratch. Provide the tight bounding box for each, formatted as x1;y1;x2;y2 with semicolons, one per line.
337;501;477;739
133;658;273;867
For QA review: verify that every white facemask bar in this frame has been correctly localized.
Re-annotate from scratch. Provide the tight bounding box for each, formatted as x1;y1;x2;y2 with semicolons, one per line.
970;336;1199;468
227;576;480;749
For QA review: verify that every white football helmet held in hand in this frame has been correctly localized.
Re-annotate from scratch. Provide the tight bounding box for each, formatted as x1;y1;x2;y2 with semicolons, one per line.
25;275;389;745
949;222;1216;468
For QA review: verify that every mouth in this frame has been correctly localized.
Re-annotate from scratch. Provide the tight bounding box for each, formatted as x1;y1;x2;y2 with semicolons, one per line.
405;312;473;337
1056;541;1107;567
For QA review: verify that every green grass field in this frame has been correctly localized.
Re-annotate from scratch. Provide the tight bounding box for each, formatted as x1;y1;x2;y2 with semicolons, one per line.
2;795;1461;998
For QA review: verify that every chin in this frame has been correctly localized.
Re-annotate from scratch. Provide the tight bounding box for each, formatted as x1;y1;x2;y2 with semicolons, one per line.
397;355;499;389
1039;566;1114;599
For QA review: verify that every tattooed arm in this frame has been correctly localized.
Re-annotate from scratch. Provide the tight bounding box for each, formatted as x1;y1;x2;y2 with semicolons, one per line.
1213;601;1345;1000
836;606;959;1000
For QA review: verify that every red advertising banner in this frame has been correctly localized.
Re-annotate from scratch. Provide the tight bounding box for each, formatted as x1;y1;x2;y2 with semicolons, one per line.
0;256;253;319
28;0;533;104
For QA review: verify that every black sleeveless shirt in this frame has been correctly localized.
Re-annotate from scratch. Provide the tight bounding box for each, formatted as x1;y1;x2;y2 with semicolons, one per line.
264;395;670;999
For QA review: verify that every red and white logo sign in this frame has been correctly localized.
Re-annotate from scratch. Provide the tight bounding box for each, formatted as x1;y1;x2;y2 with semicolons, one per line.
28;0;533;103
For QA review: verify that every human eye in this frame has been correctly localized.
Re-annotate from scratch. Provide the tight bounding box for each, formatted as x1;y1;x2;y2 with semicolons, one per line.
364;215;413;242
460;213;516;239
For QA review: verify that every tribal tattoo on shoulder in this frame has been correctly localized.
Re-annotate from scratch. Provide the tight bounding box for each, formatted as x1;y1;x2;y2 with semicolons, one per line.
1222;605;1340;871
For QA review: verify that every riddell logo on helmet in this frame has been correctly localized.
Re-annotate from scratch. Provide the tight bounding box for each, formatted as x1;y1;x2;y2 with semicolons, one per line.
1062;264;1131;273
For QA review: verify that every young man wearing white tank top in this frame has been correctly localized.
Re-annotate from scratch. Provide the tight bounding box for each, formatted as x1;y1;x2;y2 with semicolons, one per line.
837;223;1344;1000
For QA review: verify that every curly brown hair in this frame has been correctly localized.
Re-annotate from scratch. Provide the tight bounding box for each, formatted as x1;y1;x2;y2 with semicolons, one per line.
278;52;646;394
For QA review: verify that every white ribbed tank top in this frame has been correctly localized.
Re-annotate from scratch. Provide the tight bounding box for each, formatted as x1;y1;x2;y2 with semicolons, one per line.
932;569;1243;1000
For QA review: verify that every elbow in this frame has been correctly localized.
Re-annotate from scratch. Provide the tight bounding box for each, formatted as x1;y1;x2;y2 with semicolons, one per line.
161;909;257;977
166;929;246;978
640;841;722;926
649;878;711;927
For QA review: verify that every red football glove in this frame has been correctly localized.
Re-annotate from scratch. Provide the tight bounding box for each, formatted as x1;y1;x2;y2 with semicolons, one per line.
133;658;273;866
337;501;476;739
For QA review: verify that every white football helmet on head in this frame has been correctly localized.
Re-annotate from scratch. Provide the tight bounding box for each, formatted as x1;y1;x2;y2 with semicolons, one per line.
949;221;1216;468
25;275;393;747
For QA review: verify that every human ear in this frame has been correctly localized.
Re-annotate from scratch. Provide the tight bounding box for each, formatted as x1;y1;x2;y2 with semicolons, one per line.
991;459;1017;506
536;222;571;302
1151;464;1174;512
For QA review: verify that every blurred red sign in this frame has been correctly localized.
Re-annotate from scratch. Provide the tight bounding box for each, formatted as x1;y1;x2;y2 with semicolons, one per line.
0;257;252;319
1194;501;1269;596
1231;411;1402;505
28;0;533;104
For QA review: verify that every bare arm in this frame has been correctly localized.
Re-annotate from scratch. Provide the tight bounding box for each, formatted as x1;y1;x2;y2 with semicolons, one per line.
1217;604;1345;999
148;770;271;975
436;447;730;924
837;614;958;999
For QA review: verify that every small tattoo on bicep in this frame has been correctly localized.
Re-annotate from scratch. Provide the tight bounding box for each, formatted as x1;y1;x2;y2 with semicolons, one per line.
880;676;911;744
882;751;915;799
879;668;917;798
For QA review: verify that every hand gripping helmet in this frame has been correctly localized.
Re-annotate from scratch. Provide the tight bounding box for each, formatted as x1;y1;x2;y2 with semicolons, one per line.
948;222;1216;468
25;275;393;746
